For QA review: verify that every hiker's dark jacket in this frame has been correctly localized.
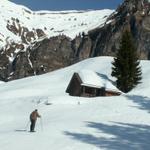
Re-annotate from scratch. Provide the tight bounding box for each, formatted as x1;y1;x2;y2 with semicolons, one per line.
30;111;40;121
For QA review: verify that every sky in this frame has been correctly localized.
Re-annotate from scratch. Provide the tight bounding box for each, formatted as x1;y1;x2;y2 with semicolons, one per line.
10;0;123;11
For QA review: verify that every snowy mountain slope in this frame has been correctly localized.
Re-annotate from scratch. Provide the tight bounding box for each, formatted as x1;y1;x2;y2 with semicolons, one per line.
0;0;113;48
0;0;114;81
0;56;150;150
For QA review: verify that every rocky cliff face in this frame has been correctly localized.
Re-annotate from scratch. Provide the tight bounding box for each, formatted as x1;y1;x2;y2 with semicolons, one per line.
0;0;150;81
89;0;150;59
1;34;93;81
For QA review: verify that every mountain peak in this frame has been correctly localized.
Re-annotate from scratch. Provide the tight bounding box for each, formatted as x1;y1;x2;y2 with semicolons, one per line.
0;0;32;13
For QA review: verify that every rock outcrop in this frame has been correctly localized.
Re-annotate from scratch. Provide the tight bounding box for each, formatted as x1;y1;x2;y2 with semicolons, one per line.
89;0;150;59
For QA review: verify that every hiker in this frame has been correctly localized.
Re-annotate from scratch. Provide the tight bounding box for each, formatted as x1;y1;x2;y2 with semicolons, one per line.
30;109;41;132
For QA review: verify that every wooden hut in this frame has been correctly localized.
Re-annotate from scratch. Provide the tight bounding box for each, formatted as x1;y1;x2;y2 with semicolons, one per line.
66;70;121;97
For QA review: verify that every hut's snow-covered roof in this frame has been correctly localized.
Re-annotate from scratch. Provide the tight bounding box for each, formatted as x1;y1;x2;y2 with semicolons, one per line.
78;70;120;92
78;70;104;88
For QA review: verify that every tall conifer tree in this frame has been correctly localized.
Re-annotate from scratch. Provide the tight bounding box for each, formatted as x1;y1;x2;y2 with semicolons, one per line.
111;30;142;93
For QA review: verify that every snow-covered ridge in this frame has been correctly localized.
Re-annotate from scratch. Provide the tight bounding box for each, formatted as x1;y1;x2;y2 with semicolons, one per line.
0;0;114;48
0;56;149;98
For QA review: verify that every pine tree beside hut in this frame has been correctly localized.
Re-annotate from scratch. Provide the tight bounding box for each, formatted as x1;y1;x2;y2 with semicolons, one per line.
111;30;142;93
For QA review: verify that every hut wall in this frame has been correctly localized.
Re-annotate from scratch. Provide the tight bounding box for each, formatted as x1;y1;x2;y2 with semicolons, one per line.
66;73;82;96
105;91;121;96
81;86;105;97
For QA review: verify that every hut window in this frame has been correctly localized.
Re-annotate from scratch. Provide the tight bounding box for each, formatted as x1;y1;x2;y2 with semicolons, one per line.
84;87;96;95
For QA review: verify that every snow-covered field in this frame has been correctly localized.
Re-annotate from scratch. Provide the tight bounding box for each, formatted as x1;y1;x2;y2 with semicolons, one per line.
0;56;150;150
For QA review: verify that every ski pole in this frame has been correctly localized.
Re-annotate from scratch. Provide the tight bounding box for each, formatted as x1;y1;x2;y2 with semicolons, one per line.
40;118;43;131
25;120;30;131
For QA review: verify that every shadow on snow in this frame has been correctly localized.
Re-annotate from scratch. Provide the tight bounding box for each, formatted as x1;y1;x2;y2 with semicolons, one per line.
125;95;150;113
96;72;116;86
64;122;150;150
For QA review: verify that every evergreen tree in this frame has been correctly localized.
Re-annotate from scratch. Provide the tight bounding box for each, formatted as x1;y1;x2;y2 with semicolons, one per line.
111;30;142;93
